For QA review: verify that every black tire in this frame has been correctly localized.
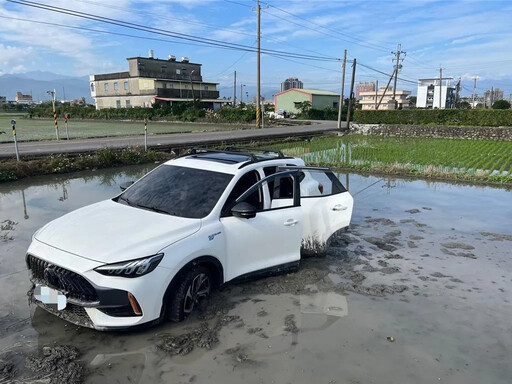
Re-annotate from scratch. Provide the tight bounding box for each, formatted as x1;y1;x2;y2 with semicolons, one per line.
166;265;213;322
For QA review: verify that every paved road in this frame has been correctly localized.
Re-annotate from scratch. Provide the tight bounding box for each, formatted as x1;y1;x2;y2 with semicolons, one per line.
0;121;341;158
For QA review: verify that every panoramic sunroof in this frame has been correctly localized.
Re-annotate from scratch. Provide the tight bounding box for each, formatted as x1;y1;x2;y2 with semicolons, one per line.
192;152;252;164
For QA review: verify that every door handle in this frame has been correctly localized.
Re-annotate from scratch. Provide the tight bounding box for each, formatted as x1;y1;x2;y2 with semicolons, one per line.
332;204;347;211
284;219;299;226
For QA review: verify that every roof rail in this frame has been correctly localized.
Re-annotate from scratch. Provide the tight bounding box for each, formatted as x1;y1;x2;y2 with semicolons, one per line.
186;147;259;162
223;146;284;158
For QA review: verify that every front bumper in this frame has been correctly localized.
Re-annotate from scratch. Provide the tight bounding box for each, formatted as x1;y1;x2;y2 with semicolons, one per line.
26;239;175;330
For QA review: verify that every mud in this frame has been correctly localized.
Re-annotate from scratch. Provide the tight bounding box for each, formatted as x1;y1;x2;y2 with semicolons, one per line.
283;314;299;334
440;242;475;250
25;345;85;384
480;232;512;241
1;167;511;384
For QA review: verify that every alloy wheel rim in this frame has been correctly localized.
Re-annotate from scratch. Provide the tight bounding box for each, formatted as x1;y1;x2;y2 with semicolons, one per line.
183;273;210;314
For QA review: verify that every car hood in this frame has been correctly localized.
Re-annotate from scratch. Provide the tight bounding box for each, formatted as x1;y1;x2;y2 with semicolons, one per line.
34;199;201;264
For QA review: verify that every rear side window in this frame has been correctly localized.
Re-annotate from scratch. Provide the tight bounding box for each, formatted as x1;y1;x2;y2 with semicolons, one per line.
118;165;232;219
300;170;346;198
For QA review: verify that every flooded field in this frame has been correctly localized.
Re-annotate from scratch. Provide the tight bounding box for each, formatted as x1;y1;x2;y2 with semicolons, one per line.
274;135;512;178
1;164;511;383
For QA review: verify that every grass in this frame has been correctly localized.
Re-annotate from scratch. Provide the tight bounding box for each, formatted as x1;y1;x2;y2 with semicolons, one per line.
271;134;512;185
0;113;250;142
0;148;173;182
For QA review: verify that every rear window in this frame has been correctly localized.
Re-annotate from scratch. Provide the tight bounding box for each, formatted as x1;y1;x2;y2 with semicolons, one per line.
117;165;233;219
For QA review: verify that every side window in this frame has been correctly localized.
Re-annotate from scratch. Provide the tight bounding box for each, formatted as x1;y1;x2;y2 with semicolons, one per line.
221;171;262;217
300;170;346;197
268;175;295;209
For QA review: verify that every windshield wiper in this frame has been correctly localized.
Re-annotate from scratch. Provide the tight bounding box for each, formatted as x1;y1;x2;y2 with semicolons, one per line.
118;196;174;215
132;202;172;215
117;195;134;206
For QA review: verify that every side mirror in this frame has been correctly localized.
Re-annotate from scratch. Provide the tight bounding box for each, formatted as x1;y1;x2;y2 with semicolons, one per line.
231;202;257;219
120;181;134;191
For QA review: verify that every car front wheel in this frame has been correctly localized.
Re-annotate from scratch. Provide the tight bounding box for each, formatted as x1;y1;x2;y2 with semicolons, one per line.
166;266;212;322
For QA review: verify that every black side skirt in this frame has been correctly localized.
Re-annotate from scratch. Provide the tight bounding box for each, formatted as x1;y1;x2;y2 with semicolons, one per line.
226;261;300;285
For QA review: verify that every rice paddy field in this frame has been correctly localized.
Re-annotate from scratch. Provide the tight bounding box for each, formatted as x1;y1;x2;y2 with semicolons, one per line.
0;113;247;142
273;135;512;183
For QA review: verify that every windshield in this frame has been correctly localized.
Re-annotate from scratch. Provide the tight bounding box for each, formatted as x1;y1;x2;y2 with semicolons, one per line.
116;165;233;219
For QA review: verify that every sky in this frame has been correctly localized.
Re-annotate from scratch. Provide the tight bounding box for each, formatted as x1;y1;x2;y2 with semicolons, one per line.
1;0;512;99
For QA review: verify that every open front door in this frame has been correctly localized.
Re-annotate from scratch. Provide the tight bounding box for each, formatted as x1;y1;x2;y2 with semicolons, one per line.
279;166;354;255
220;170;303;282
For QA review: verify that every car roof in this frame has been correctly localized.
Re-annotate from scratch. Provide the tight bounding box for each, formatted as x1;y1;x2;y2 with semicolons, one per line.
164;148;302;175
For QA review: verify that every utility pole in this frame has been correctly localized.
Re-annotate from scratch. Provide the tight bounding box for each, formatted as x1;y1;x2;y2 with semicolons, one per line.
455;77;461;108
374;80;378;109
490;86;494;108
345;58;356;131
47;89;59;140
439;66;443;109
391;43;406;109
472;76;479;108
62;87;66;102
256;0;261;128
233;70;237;106
337;49;347;130
377;67;396;109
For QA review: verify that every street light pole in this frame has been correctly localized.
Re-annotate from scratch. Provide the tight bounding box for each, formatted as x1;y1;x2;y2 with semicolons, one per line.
240;84;246;104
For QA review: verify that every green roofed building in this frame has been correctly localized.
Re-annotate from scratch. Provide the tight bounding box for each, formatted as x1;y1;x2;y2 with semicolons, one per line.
274;88;340;114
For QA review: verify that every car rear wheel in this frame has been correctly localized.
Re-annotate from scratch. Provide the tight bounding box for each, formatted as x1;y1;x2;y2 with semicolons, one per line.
166;266;212;322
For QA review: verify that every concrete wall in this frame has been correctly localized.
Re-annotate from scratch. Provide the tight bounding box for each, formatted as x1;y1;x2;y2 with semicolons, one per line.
275;90;310;114
351;123;512;141
312;95;339;109
95;95;155;109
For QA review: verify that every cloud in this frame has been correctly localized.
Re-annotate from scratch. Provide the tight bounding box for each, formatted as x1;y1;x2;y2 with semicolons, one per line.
0;43;33;75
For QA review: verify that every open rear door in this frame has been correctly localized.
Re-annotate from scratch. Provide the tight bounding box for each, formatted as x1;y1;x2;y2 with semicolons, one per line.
278;166;353;255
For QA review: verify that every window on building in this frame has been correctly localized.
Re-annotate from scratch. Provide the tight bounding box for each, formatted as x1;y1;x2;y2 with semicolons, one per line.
161;65;167;73
90;83;95;92
163;83;167;89
114;82;119;91
184;84;189;89
104;83;109;91
176;69;181;75
203;85;208;90
169;83;174;88
124;81;129;90
116;100;121;108
125;100;131;108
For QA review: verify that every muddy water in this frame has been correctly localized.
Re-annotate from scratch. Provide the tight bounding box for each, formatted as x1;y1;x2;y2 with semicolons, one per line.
0;166;511;384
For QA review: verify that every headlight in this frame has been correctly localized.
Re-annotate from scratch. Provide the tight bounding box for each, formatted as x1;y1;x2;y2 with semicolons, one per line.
94;253;164;278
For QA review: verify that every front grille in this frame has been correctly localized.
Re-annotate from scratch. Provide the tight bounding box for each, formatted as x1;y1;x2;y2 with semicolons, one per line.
26;254;99;303
36;301;94;329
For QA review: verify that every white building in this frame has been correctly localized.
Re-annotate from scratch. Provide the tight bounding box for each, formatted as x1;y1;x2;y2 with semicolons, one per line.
359;86;411;110
416;78;456;109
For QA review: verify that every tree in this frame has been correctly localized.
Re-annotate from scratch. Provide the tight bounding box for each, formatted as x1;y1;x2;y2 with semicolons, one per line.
296;101;311;115
456;101;471;109
492;99;511;109
407;96;417;105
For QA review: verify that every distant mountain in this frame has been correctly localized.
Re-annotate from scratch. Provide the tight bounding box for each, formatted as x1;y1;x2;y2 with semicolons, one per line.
0;72;91;102
219;85;279;103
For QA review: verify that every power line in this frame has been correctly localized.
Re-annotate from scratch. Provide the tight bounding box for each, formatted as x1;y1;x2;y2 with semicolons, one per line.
261;1;393;53
7;0;341;62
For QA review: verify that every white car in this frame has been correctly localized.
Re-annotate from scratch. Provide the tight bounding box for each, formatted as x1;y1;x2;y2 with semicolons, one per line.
26;147;353;330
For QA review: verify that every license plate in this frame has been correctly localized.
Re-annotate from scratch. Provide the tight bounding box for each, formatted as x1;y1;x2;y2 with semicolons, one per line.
34;284;67;310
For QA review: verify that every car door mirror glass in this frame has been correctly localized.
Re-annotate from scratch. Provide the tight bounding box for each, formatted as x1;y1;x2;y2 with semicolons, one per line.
231;202;257;219
119;181;134;191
